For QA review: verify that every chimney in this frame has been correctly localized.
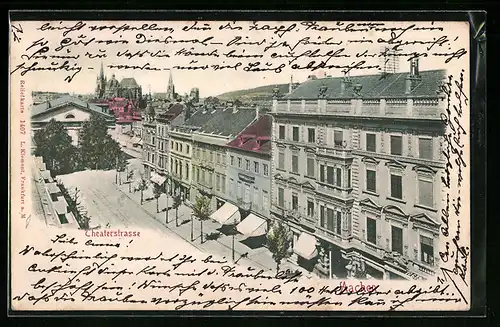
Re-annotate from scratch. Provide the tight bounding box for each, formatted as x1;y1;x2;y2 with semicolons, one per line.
289;75;293;94
406;58;422;94
232;105;238;113
255;106;260;119
47;101;51;108
410;57;419;77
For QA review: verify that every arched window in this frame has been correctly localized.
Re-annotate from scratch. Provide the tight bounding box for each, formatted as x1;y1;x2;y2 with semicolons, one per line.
65;113;75;119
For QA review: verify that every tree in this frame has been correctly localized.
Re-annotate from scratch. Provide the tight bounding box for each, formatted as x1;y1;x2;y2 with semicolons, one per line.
152;183;163;213
266;220;292;272
172;194;182;227
79;113;121;170
127;170;134;193
116;153;127;185
137;174;149;205
192;195;211;244
34;119;80;175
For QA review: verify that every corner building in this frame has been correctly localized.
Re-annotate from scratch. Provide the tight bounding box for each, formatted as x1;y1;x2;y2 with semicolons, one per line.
270;59;446;280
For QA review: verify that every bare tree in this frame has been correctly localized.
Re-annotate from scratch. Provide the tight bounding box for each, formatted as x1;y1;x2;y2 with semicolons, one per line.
137;174;149;205
153;183;163;213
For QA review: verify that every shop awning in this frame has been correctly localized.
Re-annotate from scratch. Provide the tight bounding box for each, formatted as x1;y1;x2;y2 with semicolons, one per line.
294;232;318;260
236;214;267;237
210;202;240;225
40;170;51;180
53;199;68;214
46;182;60;194
136;138;143;146
150;172;166;185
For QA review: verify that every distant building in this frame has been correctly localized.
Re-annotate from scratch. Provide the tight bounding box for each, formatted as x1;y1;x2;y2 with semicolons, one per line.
32;91;70;105
30;95;115;147
95;62;143;100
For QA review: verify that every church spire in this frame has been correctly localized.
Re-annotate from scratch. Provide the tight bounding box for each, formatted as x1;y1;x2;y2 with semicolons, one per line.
99;61;105;80
167;70;175;101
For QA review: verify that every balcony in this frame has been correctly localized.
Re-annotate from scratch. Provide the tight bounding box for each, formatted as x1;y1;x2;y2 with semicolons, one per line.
273;98;444;120
236;197;252;211
316;146;353;160
316;182;353;200
316;226;344;245
197;180;213;195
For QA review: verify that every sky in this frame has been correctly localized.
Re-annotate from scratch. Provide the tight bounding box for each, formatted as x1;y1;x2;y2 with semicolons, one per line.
9;20;469;98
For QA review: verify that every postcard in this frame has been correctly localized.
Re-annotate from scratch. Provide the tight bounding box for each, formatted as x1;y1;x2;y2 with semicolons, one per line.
9;15;471;311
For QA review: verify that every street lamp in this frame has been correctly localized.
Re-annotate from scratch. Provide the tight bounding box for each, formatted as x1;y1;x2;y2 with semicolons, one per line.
164;177;169;224
190;213;194;241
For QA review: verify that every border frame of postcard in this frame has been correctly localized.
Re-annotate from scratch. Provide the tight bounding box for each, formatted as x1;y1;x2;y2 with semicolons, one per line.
7;9;487;318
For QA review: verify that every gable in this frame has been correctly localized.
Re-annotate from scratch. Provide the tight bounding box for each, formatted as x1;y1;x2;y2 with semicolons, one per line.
31;104;93;123
410;213;440;228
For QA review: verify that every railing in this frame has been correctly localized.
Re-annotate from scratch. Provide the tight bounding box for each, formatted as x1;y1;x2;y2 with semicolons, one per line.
316;146;352;159
316;182;353;199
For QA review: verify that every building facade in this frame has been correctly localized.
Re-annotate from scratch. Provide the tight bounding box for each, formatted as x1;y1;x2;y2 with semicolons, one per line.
190;106;258;212
270;59;446;281
95;63;143;101
226;114;272;221
30;95;116;147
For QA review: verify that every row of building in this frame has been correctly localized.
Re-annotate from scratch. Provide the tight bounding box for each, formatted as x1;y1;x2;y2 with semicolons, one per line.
140;59;446;281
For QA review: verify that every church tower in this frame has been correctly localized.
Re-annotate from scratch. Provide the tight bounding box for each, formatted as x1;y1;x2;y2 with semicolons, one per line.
95;61;107;99
166;70;175;101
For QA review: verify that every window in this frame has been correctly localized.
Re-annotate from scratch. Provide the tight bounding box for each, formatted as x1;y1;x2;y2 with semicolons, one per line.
334;130;343;147
263;164;269;176
306;158;315;178
420;235;434;266
327;166;334;185
253;187;259;206
203;149;207;159
307;200;314;216
366;169;377;193
210;151;214;162
179;144;183;152
186;145;190;154
308;128;316;143
336;168;342;187
325;208;335;232
196;168;200;182
245;159;250;171
291;154;299;173
419;137;433;160
230;156;234;166
366;218;377;244
390;135;403;155
201;170;205;184
221;176;226;193
175;142;179;151
216;174;221;191
390;174;403;199
278;188;284;207
238;157;242;168
366;133;376;152
254;161;259;173
391;226;403;254
347;168;351;188
186;163;189;180
320;206;325;226
237;182;242;198
65;113;75;119
278;125;285;139
217;153;221;164
278;151;285;170
336;211;342;235
291;194;298;210
292;126;299;141
170;158;173;172
418;178;434;207
320;165;325;183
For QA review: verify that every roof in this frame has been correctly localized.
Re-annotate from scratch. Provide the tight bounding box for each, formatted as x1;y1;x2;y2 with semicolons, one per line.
227;114;272;155
120;78;140;88
284;69;446;100
157;103;185;123
196;107;257;138
31;95;115;119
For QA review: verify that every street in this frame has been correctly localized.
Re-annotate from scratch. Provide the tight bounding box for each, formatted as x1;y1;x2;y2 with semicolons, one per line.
56;158;315;277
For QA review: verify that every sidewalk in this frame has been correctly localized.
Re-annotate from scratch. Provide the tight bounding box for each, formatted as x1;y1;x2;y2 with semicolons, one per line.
114;172;311;276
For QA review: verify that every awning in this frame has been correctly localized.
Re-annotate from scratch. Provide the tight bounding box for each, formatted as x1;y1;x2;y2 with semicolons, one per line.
210;202;240;225
294;232;318;260
131;136;141;144
136;138;143;145
150;172;166;185
40;170;51;180
236;214;267;237
53;199;68;214
46;182;60;194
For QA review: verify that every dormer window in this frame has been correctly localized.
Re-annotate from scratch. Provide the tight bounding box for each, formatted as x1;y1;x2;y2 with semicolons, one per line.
65;113;75;119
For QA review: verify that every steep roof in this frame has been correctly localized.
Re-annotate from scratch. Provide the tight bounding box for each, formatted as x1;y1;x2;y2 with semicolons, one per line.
31;95;115;119
197;107;257;138
120;78;140;88
227;114;272;155
157;103;185;123
284;69;446;100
